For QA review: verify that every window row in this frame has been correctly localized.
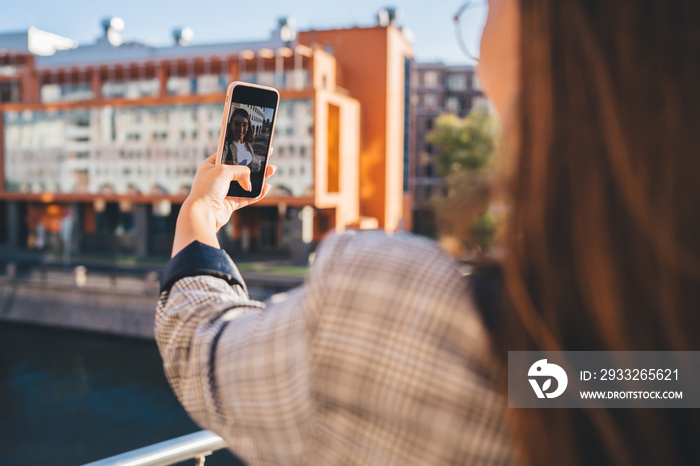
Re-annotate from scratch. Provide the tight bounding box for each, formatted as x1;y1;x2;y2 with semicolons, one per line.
38;69;312;103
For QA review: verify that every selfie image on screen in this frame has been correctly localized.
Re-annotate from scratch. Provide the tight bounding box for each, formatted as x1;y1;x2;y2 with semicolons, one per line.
221;102;275;196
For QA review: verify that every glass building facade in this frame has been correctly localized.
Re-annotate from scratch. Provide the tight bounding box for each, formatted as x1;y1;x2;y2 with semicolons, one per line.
4;100;314;197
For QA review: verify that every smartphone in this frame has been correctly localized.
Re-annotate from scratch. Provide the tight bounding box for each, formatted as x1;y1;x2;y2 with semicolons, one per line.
216;81;280;198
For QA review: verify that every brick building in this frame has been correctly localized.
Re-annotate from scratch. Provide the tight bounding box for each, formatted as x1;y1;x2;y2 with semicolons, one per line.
0;14;414;259
411;62;489;236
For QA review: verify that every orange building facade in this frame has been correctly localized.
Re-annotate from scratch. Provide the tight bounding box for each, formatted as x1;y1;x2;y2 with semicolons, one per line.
0;18;414;259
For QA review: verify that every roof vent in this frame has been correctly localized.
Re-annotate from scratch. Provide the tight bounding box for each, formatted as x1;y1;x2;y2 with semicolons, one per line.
377;7;399;27
101;17;125;46
278;17;297;44
173;27;194;46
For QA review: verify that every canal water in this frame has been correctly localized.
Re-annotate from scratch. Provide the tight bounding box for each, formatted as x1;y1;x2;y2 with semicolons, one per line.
0;322;245;466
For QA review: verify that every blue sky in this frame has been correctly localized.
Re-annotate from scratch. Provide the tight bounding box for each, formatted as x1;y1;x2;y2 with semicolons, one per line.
0;0;482;64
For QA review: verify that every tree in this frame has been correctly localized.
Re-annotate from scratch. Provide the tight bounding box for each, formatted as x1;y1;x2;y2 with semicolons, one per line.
427;111;496;176
426;111;500;255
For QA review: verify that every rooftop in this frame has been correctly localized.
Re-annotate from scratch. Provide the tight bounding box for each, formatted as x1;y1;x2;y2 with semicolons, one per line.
0;20;292;68
415;62;475;71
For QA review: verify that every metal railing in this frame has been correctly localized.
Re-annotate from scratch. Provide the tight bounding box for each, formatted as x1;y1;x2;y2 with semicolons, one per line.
0;259;305;297
1;259;162;296
81;430;227;466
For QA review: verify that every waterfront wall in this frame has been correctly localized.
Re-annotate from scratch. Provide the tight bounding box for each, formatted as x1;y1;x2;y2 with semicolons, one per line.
0;281;160;339
0;273;303;339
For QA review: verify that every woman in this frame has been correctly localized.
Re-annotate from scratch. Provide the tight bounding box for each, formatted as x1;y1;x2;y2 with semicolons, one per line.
479;1;700;465
156;1;700;465
221;107;256;167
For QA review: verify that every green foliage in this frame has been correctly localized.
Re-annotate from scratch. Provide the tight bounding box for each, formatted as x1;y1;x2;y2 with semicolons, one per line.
469;210;498;251
427;111;496;177
432;170;498;253
425;110;500;254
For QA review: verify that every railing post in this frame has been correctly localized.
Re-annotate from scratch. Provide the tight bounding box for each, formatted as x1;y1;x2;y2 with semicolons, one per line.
75;266;87;287
194;453;209;466
145;271;159;295
6;262;16;281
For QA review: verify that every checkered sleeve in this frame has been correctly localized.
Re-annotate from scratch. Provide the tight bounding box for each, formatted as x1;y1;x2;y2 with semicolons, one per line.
153;235;346;464
155;232;515;465
154;274;258;426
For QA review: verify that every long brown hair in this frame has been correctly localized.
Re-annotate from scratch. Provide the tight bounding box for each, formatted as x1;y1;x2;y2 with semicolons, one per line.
229;107;255;146
494;1;700;465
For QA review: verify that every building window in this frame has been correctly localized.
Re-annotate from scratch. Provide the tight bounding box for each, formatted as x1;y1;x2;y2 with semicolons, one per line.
41;83;93;103
258;72;275;87
166;76;193;96
101;79;157;100
327;103;341;193
446;73;467;91
0;81;22;102
445;96;460;114
472;73;482;91
424;94;438;109
473;96;491;112
196;74;228;94
423;71;439;88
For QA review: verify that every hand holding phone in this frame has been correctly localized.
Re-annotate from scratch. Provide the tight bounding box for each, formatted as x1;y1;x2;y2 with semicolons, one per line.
171;153;277;257
216;82;279;198
170;81;279;256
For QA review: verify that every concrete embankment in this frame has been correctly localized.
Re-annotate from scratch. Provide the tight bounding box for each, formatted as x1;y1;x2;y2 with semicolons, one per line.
0;272;303;339
0;281;159;339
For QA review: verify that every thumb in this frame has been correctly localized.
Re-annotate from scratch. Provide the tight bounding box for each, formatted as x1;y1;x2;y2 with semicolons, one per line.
221;164;252;191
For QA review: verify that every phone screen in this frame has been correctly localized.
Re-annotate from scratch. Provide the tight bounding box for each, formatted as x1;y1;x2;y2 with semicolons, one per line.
220;84;278;198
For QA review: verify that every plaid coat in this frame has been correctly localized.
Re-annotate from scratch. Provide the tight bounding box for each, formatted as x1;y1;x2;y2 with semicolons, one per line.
155;231;516;465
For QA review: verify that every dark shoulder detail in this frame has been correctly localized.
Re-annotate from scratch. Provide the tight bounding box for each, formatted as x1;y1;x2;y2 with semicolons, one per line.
466;264;504;333
160;240;246;293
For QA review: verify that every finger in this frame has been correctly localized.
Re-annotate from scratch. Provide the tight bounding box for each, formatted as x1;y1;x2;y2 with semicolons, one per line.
269;146;274;157
264;164;277;179
235;183;271;209
220;164;252;191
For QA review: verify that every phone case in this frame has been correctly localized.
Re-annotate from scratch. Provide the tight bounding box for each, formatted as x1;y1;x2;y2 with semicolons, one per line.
215;81;280;199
